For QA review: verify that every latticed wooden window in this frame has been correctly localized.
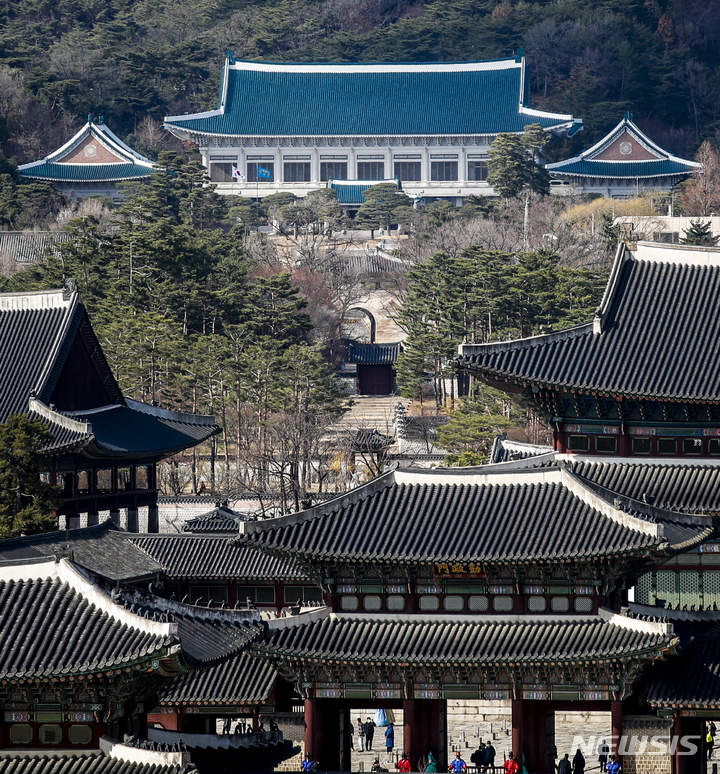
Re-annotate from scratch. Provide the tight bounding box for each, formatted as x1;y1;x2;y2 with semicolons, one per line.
679;571;700;608
703;571;720;609
567;435;589;451
656;571;678;607
634;573;653;605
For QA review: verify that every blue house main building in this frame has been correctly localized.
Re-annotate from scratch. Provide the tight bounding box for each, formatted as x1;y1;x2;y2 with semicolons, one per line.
164;53;581;204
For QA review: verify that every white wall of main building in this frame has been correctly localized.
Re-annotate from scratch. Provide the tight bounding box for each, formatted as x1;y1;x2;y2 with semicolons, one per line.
199;136;495;201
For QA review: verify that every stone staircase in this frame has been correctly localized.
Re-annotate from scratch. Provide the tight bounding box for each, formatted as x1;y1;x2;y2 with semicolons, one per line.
335;396;410;435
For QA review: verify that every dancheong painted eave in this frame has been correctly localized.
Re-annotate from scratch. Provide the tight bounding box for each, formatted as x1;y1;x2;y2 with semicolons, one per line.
163;55;581;139
456;242;720;403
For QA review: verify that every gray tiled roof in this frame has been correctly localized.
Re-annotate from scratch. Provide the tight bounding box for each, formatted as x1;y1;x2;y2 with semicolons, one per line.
0;753;191;774
0;521;164;581
347;341;402;364
647;638;720;708
0;576;174;679
158;651;277;705
0;231;72;264
0;286;219;456
236;467;711;565
184;505;242;533
257;612;674;665
457;245;720;401
130;535;307;580
569;461;720;515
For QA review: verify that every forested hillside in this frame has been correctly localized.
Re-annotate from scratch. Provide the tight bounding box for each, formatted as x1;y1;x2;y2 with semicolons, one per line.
0;0;718;170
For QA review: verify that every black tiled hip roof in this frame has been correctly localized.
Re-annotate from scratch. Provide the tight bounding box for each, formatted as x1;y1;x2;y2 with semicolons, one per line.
0;753;190;774
183;505;242;533
456;245;720;401
347;341;402;364
568;461;720;515
130;535;307;580
0;521;164;582
158;651;277;706
0;285;219;459
647;638;720;708
0;576;174;679
256;612;674;665
236;468;711;565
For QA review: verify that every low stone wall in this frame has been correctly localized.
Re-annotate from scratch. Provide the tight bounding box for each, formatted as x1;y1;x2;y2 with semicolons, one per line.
621;717;673;774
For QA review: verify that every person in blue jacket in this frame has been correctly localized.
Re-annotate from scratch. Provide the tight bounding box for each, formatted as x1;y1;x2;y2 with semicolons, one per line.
385;722;395;761
606;755;621;774
449;752;467;772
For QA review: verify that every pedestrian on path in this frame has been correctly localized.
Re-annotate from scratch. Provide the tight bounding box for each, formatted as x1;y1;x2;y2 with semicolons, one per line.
358;717;366;751
366;718;376;751
573;749;585;774
386;722;395;762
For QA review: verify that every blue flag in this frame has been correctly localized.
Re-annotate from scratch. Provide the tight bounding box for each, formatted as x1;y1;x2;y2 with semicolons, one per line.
257;166;272;179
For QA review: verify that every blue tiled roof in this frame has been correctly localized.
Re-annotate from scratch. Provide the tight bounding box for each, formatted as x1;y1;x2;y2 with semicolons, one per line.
331;180;400;204
20;161;155;183
165;60;576;137
549;158;695;179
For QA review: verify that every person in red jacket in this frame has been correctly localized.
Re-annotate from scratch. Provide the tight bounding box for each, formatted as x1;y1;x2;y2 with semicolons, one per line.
397;753;412;772
503;752;519;774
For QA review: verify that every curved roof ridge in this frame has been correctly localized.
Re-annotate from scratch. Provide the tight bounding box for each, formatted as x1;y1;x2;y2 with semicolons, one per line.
457;321;592;358
0;557;177;638
238;470;396;535
547;115;700;170
18;119;155;170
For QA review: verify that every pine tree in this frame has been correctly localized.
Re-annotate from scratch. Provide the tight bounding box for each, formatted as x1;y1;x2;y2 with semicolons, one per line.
0;415;62;538
681;219;719;246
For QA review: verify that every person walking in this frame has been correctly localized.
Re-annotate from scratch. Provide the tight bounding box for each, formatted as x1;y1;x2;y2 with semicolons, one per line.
386;722;395;762
707;728;715;760
365;718;376;751
485;741;496;771
302;753;315;772
572;749;585;774
471;743;486;772
450;752;467;772
557;754;571;774
598;740;609;773
426;751;438;773
358;717;366;752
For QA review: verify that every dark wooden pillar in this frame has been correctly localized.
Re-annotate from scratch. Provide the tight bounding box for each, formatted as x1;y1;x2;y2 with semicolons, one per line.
404;699;417;764
512;700;524;766
67;514;81;529
305;698;318;758
87;512;99;526
110;509;121;526
252;708;259;732
404;699;445;771
611;701;623;764
340;707;352;772
522;700;537;773
127;507;139;532
304;699;342;771
147;504;159;533
673;715;705;774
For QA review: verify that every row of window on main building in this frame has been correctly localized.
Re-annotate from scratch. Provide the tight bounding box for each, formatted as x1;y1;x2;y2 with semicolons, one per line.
210;159;489;183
